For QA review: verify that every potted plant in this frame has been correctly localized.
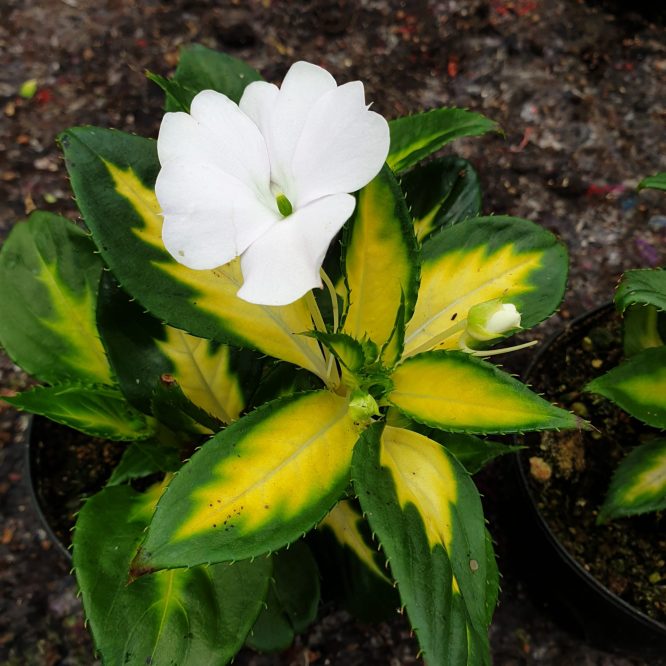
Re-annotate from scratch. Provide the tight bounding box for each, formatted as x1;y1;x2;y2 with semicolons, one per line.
513;173;666;658
0;45;579;665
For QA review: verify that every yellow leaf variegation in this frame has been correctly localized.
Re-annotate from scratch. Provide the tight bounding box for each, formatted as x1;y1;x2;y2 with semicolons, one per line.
133;390;362;572
404;216;567;357
0;212;113;386
389;351;578;434
380;426;457;552
353;424;496;665
157;326;244;424
342;166;418;349
320;500;390;583
62;129;328;381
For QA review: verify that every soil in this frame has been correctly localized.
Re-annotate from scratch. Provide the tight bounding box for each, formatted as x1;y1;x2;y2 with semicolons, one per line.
2;0;666;664
521;306;666;623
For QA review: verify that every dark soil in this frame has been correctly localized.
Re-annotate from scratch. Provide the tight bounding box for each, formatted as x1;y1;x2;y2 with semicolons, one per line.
2;0;666;664
28;418;124;554
521;306;666;623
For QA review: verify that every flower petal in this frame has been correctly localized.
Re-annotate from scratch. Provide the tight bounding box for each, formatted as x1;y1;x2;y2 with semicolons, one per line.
238;193;356;306
158;90;272;200
243;62;337;200
290;81;390;207
238;80;279;138
157;162;279;270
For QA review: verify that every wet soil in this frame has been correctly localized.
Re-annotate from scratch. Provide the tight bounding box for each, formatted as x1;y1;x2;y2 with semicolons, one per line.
1;0;666;664
521;307;666;623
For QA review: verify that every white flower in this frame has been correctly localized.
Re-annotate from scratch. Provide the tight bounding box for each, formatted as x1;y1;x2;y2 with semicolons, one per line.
155;61;390;306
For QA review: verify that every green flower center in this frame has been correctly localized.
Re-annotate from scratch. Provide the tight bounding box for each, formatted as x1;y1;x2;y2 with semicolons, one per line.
276;194;293;217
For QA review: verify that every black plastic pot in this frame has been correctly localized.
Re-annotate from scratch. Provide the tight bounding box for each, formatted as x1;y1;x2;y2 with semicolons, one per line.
25;416;71;561
25;416;124;562
511;304;666;658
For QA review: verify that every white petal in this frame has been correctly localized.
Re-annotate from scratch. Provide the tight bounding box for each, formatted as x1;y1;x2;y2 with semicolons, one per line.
238;193;355;306
290;81;390;206
158;90;272;200
239;80;279;137
260;62;338;199
157;162;279;270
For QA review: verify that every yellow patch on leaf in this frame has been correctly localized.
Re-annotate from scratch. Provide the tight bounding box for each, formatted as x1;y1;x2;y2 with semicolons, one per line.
103;161;327;379
380;426;457;551
174;392;359;541
404;244;542;356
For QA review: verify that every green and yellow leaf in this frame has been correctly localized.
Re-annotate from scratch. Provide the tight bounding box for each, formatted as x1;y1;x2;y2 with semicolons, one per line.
403;216;568;357
599;439;666;522
352;424;496;665
320;500;390;584
342;166;419;349
3;383;153;441
615;269;666;314
60;127;329;381
388;108;499;174
0;211;112;386
133;390;362;572
98;275;260;430
586;347;666;428
74;484;271;666
389;351;578;434
401;156;482;242
623;305;664;357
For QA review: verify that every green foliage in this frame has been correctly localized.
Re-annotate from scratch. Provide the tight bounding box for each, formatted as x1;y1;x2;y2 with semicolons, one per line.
388;108;499;174
246;541;320;652
0;45;584;665
598;438;666;522
4;383;153;441
74;484;271;665
586;346;666;429
638;172;666;192
401;155;482;242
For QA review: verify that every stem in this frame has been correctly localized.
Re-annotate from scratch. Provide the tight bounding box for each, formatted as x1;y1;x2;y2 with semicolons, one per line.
320;268;339;333
462;339;539;357
304;289;340;388
404;319;468;357
305;290;327;334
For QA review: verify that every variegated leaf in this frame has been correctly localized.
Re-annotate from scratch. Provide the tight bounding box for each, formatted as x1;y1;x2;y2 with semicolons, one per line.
133;391;362;573
60;128;329;381
353;424;496;665
0;211;112;385
389;351;578;434
403;216;567;358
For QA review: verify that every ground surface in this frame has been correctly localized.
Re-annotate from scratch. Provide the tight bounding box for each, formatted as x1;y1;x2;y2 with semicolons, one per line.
1;0;665;664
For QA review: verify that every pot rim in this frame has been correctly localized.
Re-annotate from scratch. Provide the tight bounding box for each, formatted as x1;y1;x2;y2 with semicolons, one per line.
24;415;72;562
515;302;666;637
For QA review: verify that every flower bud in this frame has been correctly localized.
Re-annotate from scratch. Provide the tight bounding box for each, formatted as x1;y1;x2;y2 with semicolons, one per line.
465;299;521;342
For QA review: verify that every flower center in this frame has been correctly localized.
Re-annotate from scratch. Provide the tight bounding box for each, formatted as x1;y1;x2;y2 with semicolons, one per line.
275;193;293;217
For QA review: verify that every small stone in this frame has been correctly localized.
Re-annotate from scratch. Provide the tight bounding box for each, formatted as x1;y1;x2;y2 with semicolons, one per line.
591;359;603;369
529;456;552;482
649;572;661;584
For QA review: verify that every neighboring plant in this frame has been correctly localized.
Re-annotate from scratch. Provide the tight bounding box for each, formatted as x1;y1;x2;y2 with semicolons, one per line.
586;173;666;523
0;45;580;665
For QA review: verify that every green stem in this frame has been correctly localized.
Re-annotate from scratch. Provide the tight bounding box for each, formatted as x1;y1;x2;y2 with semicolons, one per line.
405;319;468;357
320;268;339;333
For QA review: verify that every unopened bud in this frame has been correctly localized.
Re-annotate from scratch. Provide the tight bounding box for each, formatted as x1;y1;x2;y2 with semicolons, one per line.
465;299;521;342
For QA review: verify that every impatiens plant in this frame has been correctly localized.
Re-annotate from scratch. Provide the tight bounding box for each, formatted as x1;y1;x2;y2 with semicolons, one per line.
585;173;666;523
0;45;582;665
